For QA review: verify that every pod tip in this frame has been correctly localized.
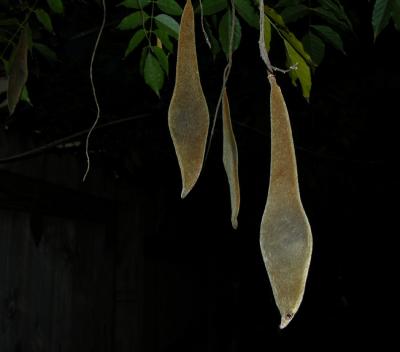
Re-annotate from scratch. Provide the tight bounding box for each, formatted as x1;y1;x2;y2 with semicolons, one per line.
181;189;188;199
279;313;294;329
181;185;192;199
231;218;238;230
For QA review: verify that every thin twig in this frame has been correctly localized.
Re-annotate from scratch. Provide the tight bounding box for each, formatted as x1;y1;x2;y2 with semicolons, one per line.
273;63;298;73
205;0;236;159
147;0;156;47
138;0;152;47
0;114;152;164
83;0;107;182
199;0;211;48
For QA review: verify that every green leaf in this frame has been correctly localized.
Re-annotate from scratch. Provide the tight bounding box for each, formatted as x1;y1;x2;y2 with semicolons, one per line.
204;19;221;59
33;42;58;61
264;15;271;52
20;85;32;105
302;32;325;66
34;9;53;32
264;5;315;68
139;46;148;76
235;0;259;28
144;52;164;96
372;0;392;40
285;41;312;100
118;0;151;9
218;10;242;57
156;0;182;16
154;29;174;52
199;0;227;16
317;0;353;31
124;29;146;57
310;24;344;53
310;4;352;33
8;27;29;115
154;14;180;39
393;0;400;31
152;46;169;74
280;5;309;24
117;11;149;30
47;0;64;14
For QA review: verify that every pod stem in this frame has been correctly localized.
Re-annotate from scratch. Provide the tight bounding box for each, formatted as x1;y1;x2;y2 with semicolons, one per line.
258;0;274;74
205;0;236;159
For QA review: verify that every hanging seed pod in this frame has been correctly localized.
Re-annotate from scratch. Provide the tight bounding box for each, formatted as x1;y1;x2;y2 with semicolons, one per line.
8;26;29;115
260;75;313;329
168;0;209;198
222;88;240;229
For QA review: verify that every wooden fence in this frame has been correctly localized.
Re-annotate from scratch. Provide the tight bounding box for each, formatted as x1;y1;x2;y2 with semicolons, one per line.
0;129;226;352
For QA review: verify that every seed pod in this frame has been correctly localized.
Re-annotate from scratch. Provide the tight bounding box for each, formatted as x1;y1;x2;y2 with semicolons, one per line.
8;26;29;115
260;75;313;329
168;0;209;198
222;88;240;229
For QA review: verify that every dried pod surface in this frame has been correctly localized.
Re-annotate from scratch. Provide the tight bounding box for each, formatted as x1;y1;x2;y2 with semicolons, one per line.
168;0;209;198
8;26;29;115
260;75;313;329
222;88;240;229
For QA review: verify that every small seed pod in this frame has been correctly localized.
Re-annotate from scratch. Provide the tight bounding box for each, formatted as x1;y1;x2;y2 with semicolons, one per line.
222;88;240;229
168;0;209;198
260;75;313;329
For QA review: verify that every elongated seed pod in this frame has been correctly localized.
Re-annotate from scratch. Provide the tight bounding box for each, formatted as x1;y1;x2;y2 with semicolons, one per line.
260;75;313;329
222;88;240;229
168;0;209;198
8;26;29;115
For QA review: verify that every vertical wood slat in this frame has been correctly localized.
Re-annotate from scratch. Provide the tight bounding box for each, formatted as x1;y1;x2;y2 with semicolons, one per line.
114;203;144;352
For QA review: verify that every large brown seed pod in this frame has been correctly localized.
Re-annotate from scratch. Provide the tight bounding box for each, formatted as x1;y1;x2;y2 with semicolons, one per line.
260;75;313;329
168;0;209;198
8;26;29;116
222;88;240;229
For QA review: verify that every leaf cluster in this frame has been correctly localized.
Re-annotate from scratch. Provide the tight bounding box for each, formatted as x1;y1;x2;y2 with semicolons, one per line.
116;0;353;100
372;0;400;40
1;0;398;112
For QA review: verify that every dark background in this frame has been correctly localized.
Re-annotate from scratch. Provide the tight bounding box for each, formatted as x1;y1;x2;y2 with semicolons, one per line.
0;1;394;351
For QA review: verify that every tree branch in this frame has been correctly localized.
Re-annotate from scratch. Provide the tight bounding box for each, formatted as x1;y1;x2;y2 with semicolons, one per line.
0;114;151;164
